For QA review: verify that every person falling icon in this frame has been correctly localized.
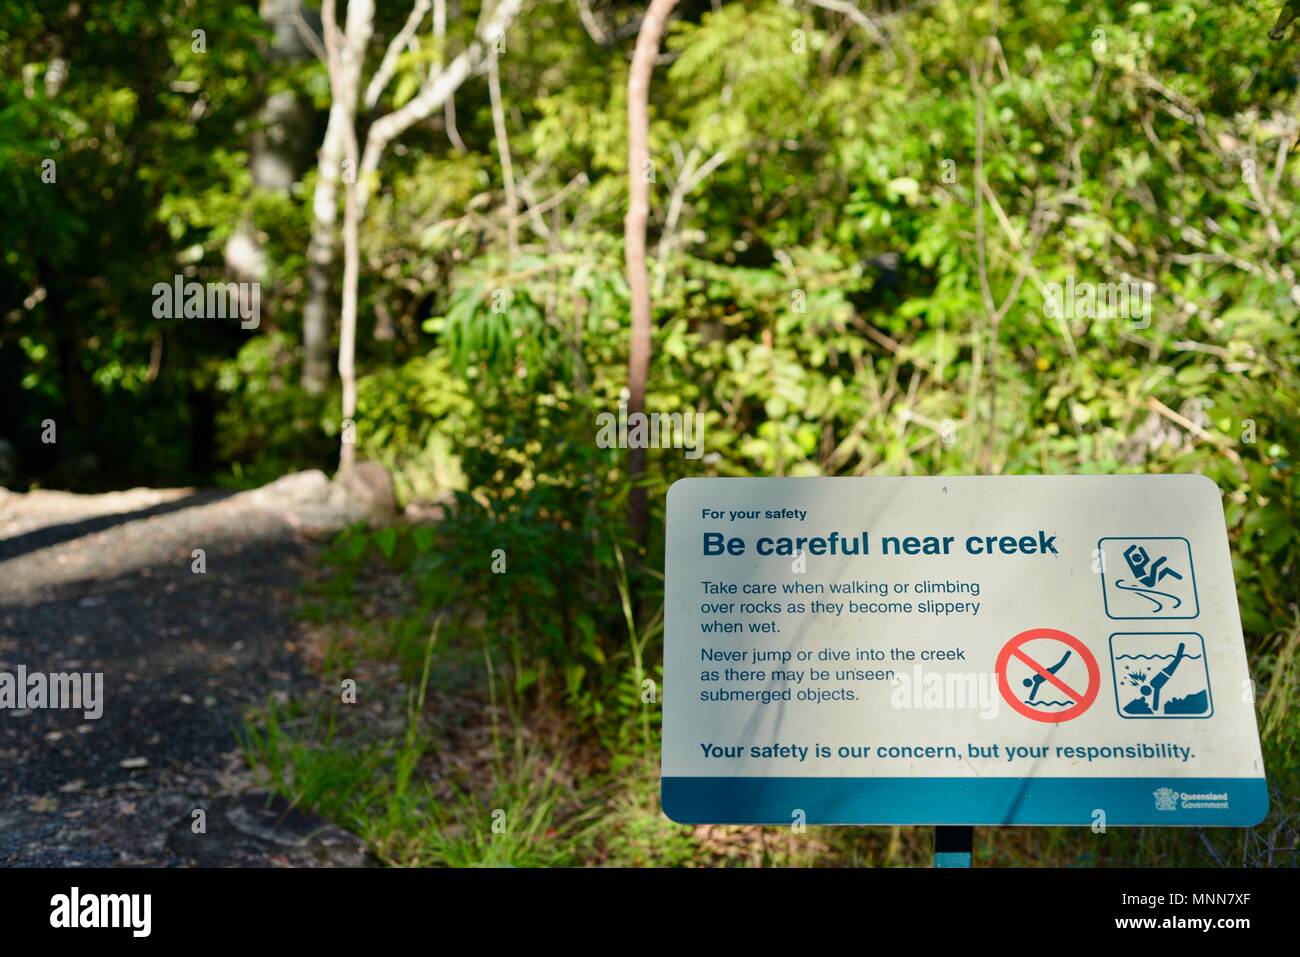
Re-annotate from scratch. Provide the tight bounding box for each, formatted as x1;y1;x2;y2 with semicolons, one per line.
1023;649;1073;703
1123;544;1184;589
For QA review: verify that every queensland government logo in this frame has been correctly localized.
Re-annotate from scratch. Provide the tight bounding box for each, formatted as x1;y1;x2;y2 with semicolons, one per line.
1153;786;1230;811
1153;787;1179;811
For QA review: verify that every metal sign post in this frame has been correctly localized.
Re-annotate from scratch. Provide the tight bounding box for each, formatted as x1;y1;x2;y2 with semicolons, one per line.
935;826;973;867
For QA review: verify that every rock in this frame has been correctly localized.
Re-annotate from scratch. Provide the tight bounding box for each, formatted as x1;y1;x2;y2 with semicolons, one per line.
403;501;447;523
242;466;394;535
244;470;331;509
278;504;352;536
328;462;397;526
166;793;375;867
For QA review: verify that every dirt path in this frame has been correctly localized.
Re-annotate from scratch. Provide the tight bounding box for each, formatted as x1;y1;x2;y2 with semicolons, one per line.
0;481;371;866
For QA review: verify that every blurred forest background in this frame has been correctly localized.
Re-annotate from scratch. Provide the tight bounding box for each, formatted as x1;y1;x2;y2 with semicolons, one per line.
2;0;1297;865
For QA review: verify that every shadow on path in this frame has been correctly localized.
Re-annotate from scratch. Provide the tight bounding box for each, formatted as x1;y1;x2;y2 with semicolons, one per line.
0;486;371;866
0;490;234;563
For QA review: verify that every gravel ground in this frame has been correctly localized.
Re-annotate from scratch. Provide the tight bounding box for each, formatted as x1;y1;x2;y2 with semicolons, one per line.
0;485;370;867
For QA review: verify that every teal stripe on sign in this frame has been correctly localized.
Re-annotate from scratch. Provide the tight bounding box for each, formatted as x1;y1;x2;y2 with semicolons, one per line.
660;777;1269;827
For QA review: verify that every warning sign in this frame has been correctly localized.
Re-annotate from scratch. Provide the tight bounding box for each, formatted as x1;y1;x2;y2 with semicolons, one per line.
996;628;1100;723
660;475;1269;827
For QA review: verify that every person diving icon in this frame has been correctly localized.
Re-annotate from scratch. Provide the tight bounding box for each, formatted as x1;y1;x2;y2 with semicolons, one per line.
1144;641;1188;713
1022;649;1073;702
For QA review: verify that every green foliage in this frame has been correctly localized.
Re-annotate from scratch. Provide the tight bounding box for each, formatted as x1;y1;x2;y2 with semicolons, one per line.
215;333;338;486
325;0;1297;867
9;0;1296;866
0;0;278;487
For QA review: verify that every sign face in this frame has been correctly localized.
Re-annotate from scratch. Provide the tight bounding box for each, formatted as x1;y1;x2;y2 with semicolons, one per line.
661;475;1268;826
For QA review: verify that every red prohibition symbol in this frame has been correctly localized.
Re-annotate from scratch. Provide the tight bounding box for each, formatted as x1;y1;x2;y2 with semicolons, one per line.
996;627;1101;723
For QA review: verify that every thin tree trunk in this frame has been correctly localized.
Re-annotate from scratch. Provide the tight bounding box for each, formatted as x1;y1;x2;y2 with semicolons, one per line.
356;0;526;217
624;0;678;548
487;47;519;255
303;92;347;393
437;0;467;151
307;0;373;399
229;0;314;312
339;126;361;471
315;0;525;462
321;0;374;466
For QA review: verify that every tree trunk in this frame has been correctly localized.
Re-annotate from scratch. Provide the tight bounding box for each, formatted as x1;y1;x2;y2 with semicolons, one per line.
255;0;314;192
320;0;374;464
624;0;678;548
317;0;525;461
228;1;314;305
303;98;347;394
487;48;519;255
338;122;361;471
307;1;373;395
